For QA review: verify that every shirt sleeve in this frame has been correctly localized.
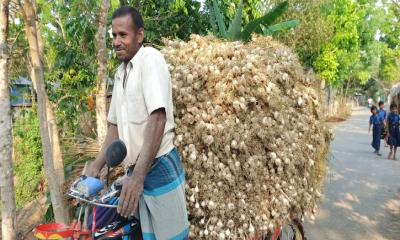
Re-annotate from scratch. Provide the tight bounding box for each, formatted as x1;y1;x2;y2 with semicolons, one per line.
369;116;373;125
141;53;170;115
107;74;118;125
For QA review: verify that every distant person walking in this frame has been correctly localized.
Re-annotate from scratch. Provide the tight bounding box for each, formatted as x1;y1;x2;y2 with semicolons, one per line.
369;106;382;155
387;103;400;160
368;98;373;108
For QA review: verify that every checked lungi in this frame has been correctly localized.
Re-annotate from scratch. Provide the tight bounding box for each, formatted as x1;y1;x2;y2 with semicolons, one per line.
138;148;189;240
88;148;189;239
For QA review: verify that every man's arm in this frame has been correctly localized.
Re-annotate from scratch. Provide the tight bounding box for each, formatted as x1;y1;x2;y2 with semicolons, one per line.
117;108;166;217
134;108;167;181
85;123;119;177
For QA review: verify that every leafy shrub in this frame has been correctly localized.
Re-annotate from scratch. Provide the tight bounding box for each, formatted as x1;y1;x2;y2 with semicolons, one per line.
13;109;44;208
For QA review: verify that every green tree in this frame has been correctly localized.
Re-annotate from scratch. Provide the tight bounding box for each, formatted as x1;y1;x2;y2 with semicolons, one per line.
379;1;400;85
18;0;69;223
204;0;263;25
379;46;400;83
351;0;382;85
313;0;362;86
116;0;208;45
269;0;335;67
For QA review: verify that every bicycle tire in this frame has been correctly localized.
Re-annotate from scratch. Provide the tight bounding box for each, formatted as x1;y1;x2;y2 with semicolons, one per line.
277;220;304;240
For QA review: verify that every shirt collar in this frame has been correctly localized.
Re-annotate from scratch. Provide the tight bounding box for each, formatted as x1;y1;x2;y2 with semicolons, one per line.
116;46;144;81
128;45;144;68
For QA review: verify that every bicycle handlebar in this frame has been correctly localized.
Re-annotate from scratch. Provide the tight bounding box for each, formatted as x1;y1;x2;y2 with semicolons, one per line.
68;179;122;208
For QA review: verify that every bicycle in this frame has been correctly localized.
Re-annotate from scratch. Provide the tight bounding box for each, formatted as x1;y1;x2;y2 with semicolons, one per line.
245;215;305;240
34;140;140;240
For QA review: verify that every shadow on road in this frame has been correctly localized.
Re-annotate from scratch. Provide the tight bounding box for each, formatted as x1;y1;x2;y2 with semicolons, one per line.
305;107;400;240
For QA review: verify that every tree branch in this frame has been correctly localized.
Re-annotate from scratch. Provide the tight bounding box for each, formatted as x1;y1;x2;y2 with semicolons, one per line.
392;0;400;10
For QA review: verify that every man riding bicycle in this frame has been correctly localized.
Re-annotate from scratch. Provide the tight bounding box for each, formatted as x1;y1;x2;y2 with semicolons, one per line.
84;6;189;240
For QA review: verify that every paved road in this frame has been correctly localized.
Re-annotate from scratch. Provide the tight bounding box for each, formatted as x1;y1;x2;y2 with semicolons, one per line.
305;107;400;240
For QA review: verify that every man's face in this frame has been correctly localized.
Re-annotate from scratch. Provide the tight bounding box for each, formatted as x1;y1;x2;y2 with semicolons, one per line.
379;104;384;109
112;15;144;63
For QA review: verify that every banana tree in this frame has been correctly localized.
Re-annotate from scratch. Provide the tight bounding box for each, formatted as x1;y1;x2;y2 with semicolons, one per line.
210;0;299;42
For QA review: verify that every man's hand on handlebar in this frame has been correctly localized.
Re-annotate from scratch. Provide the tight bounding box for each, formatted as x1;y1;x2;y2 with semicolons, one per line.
117;175;144;218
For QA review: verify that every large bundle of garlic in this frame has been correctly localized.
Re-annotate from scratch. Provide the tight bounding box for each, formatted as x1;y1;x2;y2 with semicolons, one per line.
161;35;331;239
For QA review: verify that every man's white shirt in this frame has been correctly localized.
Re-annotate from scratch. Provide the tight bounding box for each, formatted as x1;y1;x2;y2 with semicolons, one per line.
108;46;175;169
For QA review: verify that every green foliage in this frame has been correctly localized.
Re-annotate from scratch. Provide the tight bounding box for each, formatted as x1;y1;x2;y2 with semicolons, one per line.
36;0;208;137
35;0;100;137
127;0;208;44
377;1;400;86
241;1;292;41
314;45;339;85
226;0;243;40
312;0;364;86
380;2;400;49
269;0;334;67
355;70;371;85
13;109;44;209
213;0;228;37
379;47;400;83
261;20;300;36
205;0;263;25
8;15;30;80
209;0;298;42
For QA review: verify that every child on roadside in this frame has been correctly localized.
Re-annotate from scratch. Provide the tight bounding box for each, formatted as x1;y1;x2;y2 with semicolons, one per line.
378;101;388;147
386;104;400;160
369;106;382;156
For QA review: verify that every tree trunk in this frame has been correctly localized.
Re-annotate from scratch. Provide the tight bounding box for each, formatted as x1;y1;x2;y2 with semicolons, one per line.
0;1;17;239
29;66;65;186
46;97;65;185
95;0;110;144
32;8;65;186
19;0;69;224
345;77;353;99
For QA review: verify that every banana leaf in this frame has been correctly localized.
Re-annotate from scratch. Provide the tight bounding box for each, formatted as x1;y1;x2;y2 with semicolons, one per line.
262;19;300;36
240;1;289;42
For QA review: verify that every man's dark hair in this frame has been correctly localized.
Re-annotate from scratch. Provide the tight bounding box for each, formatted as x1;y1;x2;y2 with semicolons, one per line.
112;6;144;31
390;103;397;109
378;101;384;106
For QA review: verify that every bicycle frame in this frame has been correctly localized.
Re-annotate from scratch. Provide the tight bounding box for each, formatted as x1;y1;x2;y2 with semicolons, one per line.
271;226;282;240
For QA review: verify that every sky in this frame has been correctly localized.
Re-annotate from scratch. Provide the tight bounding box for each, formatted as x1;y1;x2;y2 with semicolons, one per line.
196;0;206;10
